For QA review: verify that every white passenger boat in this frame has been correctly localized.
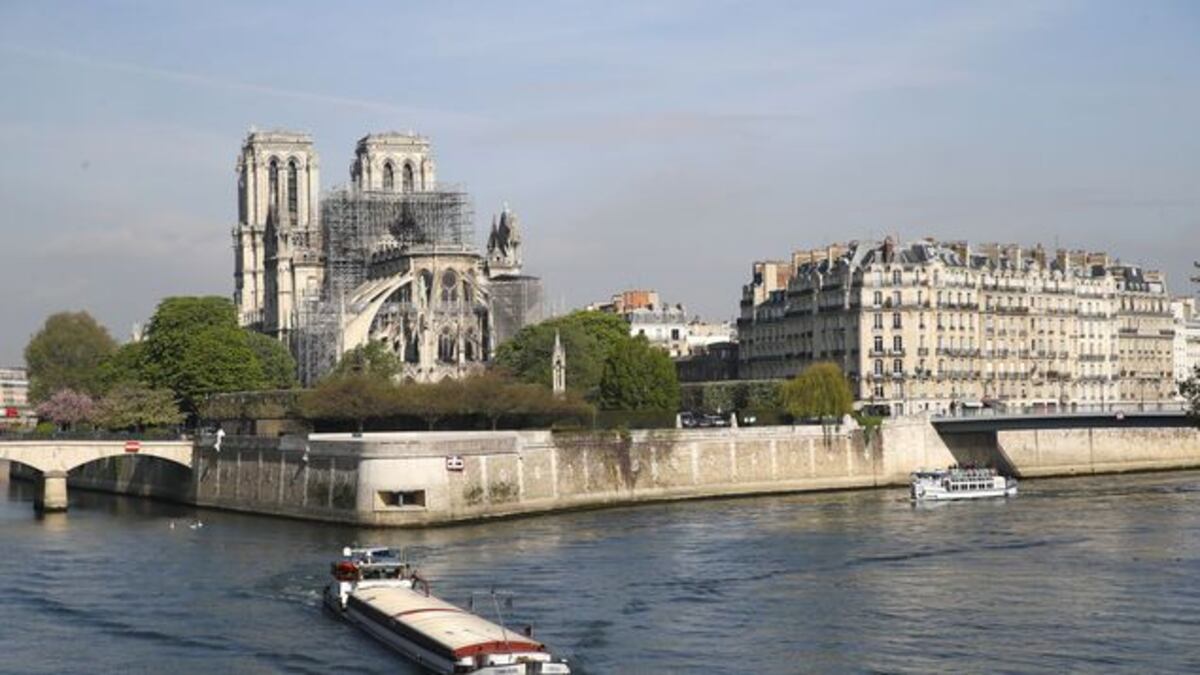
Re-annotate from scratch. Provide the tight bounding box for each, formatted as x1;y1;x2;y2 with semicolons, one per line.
910;467;1017;501
324;547;571;675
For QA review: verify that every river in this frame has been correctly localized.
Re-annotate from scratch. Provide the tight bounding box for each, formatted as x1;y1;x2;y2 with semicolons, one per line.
2;466;1199;674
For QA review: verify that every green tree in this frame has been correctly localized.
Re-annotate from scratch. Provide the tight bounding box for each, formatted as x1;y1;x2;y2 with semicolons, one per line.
24;311;117;401
333;341;404;380
298;373;398;433
141;297;266;413
495;311;632;399
247;332;298;389
96;341;148;391
597;335;681;411
781;362;854;426
93;383;184;432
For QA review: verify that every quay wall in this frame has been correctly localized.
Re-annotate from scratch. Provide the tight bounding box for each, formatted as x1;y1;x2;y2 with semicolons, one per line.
4;420;1199;525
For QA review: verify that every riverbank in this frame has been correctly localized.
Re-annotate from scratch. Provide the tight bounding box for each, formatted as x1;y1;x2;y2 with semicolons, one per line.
6;416;1197;526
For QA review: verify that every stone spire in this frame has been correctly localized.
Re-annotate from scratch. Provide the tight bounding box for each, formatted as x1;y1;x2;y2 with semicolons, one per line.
551;330;566;397
486;204;522;278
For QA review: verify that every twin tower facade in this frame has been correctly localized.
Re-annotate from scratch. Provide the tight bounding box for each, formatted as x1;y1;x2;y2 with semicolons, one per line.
232;130;541;383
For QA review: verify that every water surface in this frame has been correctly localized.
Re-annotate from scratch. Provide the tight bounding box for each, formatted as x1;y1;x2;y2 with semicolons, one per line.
2;466;1198;673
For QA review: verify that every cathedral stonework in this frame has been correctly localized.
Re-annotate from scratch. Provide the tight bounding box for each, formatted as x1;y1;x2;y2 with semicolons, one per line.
232;129;543;384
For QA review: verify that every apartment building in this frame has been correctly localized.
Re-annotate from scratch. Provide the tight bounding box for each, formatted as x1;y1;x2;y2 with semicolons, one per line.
737;238;1175;415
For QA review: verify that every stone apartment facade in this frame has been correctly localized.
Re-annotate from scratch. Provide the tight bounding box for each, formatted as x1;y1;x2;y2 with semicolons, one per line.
737;238;1177;415
590;289;735;358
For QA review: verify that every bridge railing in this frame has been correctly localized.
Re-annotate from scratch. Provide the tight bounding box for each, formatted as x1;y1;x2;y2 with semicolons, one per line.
932;401;1188;421
0;428;188;442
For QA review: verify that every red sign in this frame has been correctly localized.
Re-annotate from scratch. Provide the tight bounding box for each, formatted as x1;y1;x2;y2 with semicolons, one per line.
3;407;16;418
124;440;141;454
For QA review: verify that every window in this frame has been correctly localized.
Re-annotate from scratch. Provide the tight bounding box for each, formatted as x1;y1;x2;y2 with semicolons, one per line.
873;291;883;307
383;162;395;191
377;490;426;509
893;270;902;285
892;291;901;307
893;359;903;374
441;270;458;303
402;162;415;192
287;159;299;224
874;359;883;376
268;158;280;215
438;331;457;363
874;313;883;329
893;336;903;351
874;336;884;353
892;313;902;328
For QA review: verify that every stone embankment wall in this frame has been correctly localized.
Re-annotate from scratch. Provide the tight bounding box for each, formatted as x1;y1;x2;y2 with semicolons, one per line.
347;425;885;526
7;420;1199;526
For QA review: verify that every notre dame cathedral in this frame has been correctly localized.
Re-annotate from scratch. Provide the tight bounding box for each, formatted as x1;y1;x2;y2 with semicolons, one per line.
232;129;543;384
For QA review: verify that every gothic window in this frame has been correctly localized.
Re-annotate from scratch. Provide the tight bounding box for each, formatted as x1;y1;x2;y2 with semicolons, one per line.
420;270;433;303
420;161;428;190
237;169;246;223
287;159;299;225
268;158;280;217
383;162;395;191
402;162;415;192
438;330;456;363
462;280;473;303
441;270;458;303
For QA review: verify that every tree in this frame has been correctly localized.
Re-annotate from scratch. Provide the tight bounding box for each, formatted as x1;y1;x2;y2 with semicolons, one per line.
140;297;267;413
401;379;462;431
298;373;398;433
495;311;637;400
598;336;680;411
24;311;117;401
34;388;95;430
333;340;404;380
781;362;854;427
1181;366;1200;423
247;332;298;389
93;383;184;432
96;341;148;391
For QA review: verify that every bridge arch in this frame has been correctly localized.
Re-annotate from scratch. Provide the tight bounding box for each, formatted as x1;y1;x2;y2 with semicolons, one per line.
0;441;192;512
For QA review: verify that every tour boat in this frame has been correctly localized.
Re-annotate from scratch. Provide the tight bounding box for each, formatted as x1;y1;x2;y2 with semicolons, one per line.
323;547;571;674
910;467;1017;501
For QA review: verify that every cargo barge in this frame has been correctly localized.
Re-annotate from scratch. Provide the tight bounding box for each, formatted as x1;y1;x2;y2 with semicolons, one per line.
324;547;570;674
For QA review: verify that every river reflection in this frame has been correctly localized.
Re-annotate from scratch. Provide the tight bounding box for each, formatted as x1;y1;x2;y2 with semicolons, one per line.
2;470;1199;673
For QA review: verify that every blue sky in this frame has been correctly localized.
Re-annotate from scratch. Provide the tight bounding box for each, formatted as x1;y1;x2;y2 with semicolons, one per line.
1;0;1198;363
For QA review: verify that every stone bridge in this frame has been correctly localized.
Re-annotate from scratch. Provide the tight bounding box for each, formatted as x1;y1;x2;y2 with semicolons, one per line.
0;440;193;511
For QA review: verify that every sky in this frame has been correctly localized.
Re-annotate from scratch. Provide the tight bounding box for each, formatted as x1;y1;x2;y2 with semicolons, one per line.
1;0;1198;364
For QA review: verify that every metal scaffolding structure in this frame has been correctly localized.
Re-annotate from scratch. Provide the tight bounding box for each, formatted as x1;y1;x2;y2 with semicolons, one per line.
321;185;474;297
291;185;477;384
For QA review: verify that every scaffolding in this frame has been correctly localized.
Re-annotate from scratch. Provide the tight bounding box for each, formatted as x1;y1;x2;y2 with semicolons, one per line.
291;185;476;384
321;186;474;297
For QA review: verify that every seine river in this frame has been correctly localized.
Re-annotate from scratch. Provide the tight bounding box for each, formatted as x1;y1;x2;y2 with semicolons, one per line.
2;466;1199;674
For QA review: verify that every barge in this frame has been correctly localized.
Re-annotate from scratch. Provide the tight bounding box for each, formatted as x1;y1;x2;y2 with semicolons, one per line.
324;547;570;674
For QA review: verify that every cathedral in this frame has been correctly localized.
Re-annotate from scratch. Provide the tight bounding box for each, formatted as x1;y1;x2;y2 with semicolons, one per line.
232;130;543;383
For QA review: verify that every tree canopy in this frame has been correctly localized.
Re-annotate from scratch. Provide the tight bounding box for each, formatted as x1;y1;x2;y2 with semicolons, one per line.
140;296;283;413
780;362;854;422
34;388;95;430
333;340;404;380
598;336;680;411
247;332;299;389
93;383;184;432
1182;366;1200;424
495;310;679;410
24;311;117;401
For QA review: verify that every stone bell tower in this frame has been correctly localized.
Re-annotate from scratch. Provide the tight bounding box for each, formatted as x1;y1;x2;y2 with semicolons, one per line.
233;129;322;341
350;132;436;192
